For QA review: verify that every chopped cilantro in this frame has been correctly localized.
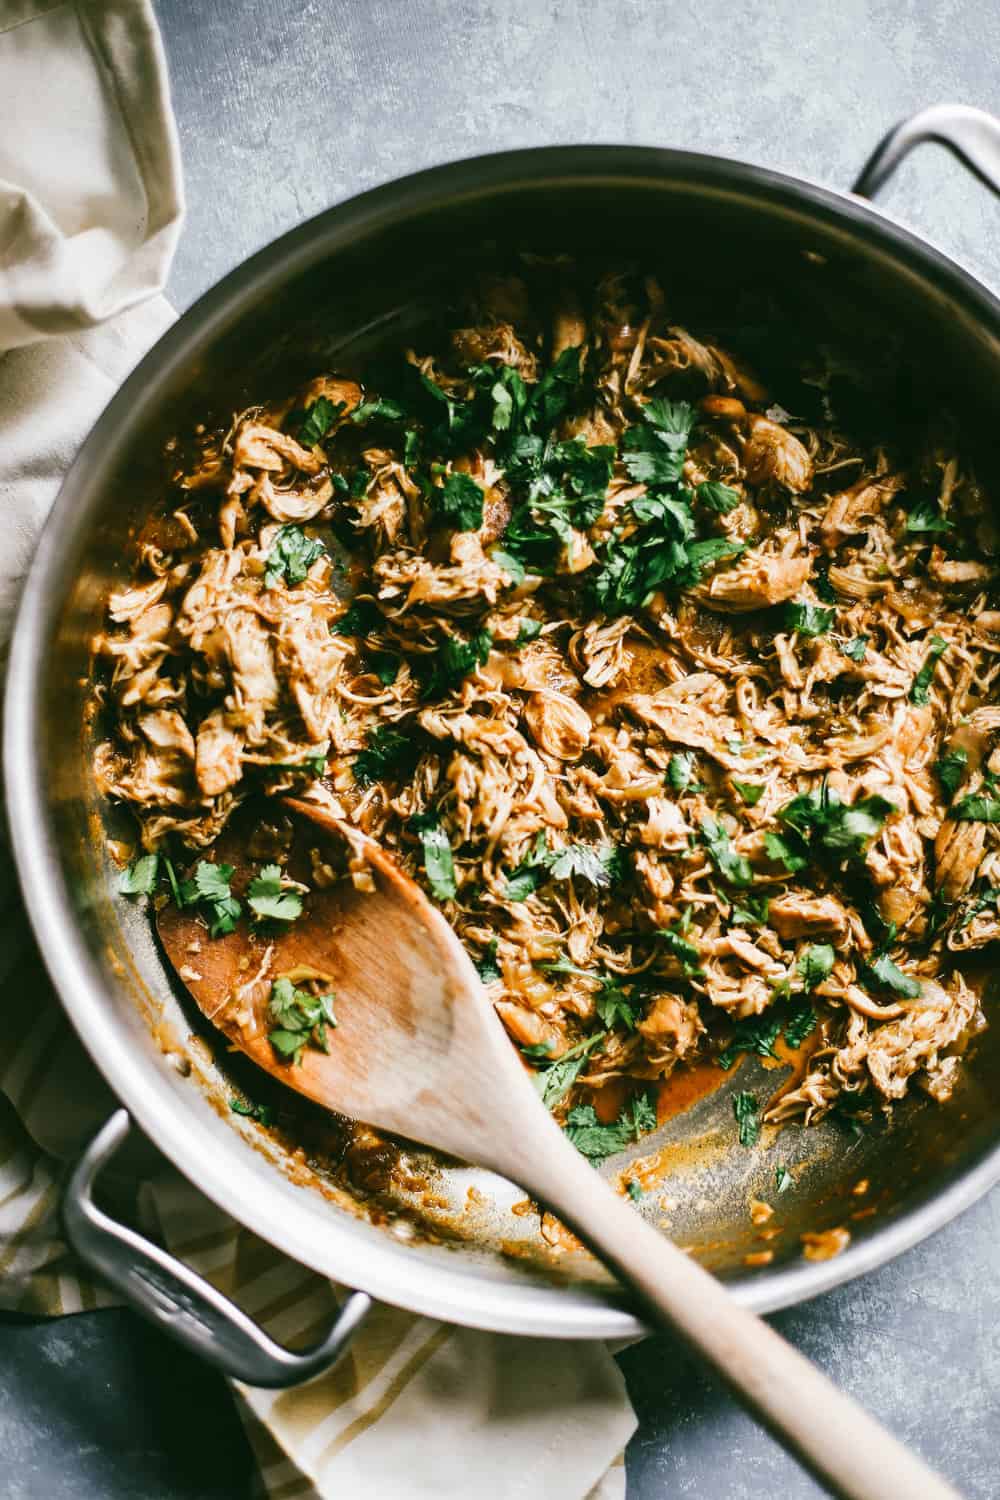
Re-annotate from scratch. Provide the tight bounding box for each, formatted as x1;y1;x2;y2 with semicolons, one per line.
419;629;492;698
667;752;697;792
777;784;893;862
267;977;336;1065
934;747;968;799
594;978;639;1031
696;480;741;514
475;938;502;984
296;396;341;446
764;829;810;874
247;864;303;923
514;618;542;646
783;1002;818;1048
775;1165;793;1194
798;943;835;991
354;724;419;786
564;1092;658;1161
265;526;325;588
527;346;583;433
491;548;526;585
409;813;457;901
862;953;922;999
910;635;947;704
952;793;1000;823
906;498;951;534
229;1097;274;1126
841;635;869;662
733;1091;760;1147
505;836;624;899
436;471;485;531
349;395;406;424
658;918;703;977
718;1013;783;1069
119;853;159;896
730;892;770;927
177;861;242;937
699;815;753;887
332;597;382;637
533;1032;605;1108
782;601;835;637
626;1179;645;1201
733;781;765;806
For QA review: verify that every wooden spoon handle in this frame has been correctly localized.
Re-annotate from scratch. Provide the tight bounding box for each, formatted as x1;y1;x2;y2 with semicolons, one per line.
523;1145;961;1500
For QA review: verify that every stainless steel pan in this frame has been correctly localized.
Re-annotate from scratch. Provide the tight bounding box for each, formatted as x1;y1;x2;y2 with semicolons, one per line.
6;104;1000;1386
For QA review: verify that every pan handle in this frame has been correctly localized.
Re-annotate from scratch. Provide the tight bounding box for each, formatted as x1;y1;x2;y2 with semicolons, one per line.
62;1109;371;1388
853;103;1000;200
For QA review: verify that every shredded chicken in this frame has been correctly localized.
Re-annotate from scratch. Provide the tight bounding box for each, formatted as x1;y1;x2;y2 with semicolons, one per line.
95;263;996;1142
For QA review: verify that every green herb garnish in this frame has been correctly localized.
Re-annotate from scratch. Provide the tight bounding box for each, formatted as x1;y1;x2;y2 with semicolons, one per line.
265;526;325;588
910;635;947;704
267;977;336;1065
247;864;303;924
119;853;159;896
436;472;485;531
733;1091;760;1147
934;747;968;799
700;815;753;887
410;813;457;901
782;601;835;637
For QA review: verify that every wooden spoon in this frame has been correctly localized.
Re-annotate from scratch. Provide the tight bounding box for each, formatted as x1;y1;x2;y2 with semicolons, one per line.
158;796;959;1500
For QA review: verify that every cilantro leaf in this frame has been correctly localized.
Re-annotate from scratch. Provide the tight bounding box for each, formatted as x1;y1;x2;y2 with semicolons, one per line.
642;397;695;445
437;472;485;531
775;1165;793;1194
119;853;159;896
798;943;835;990
176;860;242;937
595;978;639;1031
349;395;406;424
862;952;922;999
626;1179;645;1201
247;864;303;923
475;939;502;984
783;1001;818;1048
841;635;869;662
777;785;893;861
783;601;835;637
267;977;336;1065
733;1091;760;1147
906;498;951;534
410;813;457;901
296;397;341;446
419;629;492;698
934;747;968;800
718;1013;783;1069
514;618;542;647
764;829;810;873
354;724;419;786
910;635;947;704
952;793;1000;823
730;892;770;927
696;481;741;514
265;526;326;587
658;922;703;976
668;752;697;792
733;781;765;806
548;842;624;888
564;1092;657;1161
229;1097;274;1126
622;423;686;487
533;1032;604;1108
527;346;583;433
700;815;753;887
332;597;382;637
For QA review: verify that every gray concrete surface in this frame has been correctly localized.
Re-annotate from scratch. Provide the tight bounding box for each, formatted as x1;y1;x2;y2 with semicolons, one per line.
3;2;998;1497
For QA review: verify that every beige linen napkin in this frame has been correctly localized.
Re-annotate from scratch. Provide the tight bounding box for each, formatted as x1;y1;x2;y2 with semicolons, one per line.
0;6;636;1497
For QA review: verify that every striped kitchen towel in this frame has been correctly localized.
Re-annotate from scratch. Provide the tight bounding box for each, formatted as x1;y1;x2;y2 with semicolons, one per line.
0;5;637;1497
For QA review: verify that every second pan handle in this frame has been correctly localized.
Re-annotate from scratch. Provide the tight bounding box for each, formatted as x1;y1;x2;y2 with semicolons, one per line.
853;103;1000;201
63;1109;371;1389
